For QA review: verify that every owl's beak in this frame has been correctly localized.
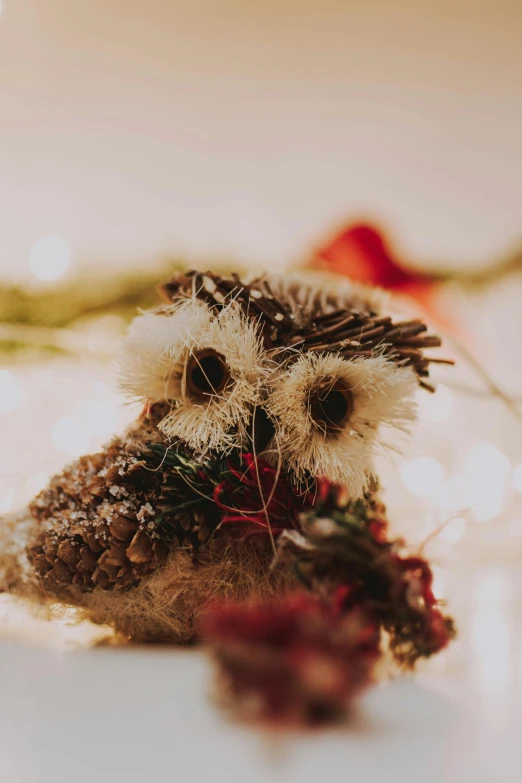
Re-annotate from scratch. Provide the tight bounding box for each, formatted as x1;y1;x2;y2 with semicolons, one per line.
247;407;275;455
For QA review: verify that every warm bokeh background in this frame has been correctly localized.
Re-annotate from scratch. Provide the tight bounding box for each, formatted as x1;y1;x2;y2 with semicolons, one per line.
1;0;522;280
2;6;522;780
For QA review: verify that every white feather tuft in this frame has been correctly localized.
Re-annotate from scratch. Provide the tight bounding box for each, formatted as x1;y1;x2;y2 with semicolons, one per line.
266;352;418;496
119;301;210;404
119;299;269;455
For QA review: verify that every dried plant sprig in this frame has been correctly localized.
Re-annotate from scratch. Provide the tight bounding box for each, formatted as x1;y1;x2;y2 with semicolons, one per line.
160;270;449;386
276;483;456;667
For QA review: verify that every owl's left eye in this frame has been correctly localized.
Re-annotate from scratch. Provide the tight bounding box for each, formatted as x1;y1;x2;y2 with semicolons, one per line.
267;352;418;495
186;349;231;402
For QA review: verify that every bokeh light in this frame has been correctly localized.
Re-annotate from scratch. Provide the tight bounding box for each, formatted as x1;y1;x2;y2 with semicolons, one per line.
25;472;51;499
508;518;522;537
512;464;522;494
434;473;474;514
52;416;91;457
465;442;511;522
0;478;16;514
438;515;467;544
400;456;446;497
417;383;454;424
29;235;71;281
0;369;23;414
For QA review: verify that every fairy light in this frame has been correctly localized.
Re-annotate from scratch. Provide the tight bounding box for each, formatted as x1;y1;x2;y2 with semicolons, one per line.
81;399;119;437
438;515;467;544
0;369;23;414
52;416;91;457
434;473;474;513
29;235;71;281
508;518;522;537
24;472;50;501
465;442;511;522
400;456;446;497
417;383;454;424
0;483;16;513
471;571;512;697
75;379;122;439
466;442;511;478
512;465;522;494
87;315;126;355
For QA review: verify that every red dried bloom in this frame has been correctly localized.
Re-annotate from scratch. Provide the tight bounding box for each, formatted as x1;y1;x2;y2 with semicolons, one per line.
385;554;455;662
277;480;455;666
202;591;381;726
213;453;312;538
314;222;435;297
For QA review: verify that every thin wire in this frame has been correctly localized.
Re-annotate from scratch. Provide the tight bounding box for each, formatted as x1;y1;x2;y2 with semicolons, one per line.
250;403;282;555
417;510;472;555
445;334;522;424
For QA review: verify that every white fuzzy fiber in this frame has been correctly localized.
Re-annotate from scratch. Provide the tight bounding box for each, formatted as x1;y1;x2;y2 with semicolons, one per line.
119;299;270;454
267;352;418;496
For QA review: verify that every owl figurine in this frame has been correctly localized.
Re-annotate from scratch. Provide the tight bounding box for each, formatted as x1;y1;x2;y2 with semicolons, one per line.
0;270;453;664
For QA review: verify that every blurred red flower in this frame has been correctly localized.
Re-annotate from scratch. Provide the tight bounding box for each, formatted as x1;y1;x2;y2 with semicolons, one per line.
314;222;436;300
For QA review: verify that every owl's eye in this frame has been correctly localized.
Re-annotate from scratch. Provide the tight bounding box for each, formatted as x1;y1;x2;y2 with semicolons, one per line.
186;349;231;402
119;298;268;454
267;352;418;496
309;380;354;434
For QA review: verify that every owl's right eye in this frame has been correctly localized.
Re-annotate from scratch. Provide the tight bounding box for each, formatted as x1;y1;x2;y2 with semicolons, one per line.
119;297;269;454
186;349;231;402
308;380;354;434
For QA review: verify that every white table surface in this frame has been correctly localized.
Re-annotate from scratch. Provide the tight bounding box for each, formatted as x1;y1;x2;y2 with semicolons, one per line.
1;560;521;783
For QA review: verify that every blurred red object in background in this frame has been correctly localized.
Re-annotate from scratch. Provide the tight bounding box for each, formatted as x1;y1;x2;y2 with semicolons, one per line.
313;222;436;301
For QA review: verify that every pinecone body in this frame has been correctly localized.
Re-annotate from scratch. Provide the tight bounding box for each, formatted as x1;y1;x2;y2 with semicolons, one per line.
26;407;220;597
